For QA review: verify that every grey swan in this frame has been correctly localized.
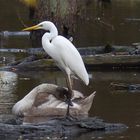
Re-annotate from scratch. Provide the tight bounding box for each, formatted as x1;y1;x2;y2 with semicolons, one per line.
12;83;95;123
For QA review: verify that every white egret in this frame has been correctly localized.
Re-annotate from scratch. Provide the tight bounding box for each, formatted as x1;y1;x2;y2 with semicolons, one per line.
23;21;89;117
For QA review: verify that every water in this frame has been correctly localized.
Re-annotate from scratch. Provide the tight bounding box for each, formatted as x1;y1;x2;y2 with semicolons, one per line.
0;0;140;139
75;0;140;47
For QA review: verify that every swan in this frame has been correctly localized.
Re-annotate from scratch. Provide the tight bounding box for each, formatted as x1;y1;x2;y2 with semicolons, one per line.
12;83;95;123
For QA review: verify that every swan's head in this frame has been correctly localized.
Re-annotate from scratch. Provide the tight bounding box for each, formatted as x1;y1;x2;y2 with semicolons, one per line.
23;21;57;32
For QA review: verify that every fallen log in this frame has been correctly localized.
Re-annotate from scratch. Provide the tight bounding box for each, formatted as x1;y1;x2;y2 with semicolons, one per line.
1;54;140;71
1;46;140;71
0;45;138;55
0;117;127;140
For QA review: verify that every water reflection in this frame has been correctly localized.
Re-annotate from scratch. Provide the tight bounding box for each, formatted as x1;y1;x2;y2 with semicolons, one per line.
0;71;18;94
0;71;18;122
0;53;16;66
1;0;140;48
17;70;90;96
75;0;140;47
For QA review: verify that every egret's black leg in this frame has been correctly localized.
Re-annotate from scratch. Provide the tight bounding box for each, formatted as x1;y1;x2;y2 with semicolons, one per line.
65;74;73;118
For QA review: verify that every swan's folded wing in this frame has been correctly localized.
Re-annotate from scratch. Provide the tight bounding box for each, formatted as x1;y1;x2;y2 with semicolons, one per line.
34;92;50;107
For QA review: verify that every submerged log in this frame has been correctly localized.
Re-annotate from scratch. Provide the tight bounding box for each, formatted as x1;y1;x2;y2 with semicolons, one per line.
110;82;140;92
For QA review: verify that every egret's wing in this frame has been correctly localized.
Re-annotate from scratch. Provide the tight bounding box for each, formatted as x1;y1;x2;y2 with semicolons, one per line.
52;36;89;85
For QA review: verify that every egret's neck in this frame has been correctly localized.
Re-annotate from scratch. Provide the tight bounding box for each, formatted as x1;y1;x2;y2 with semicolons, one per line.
44;24;58;41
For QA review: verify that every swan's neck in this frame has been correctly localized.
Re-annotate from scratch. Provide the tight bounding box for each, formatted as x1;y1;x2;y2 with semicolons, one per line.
42;24;58;56
25;89;38;100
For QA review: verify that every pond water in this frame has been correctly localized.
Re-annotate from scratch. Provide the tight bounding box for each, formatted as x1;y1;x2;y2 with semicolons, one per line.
0;0;140;140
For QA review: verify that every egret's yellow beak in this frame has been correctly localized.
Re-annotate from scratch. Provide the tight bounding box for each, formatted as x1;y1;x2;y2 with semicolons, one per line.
22;25;41;31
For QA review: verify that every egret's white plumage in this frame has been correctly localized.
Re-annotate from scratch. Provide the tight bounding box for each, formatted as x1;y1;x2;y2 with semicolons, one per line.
23;21;89;116
39;21;89;85
23;21;89;85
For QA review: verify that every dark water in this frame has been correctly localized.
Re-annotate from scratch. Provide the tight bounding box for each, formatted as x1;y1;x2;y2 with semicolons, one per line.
0;0;140;140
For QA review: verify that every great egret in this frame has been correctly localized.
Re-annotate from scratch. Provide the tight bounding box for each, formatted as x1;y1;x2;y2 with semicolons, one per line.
12;83;95;123
23;21;89;117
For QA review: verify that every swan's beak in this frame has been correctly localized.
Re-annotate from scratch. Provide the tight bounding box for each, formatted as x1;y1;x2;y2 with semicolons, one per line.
22;25;41;31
